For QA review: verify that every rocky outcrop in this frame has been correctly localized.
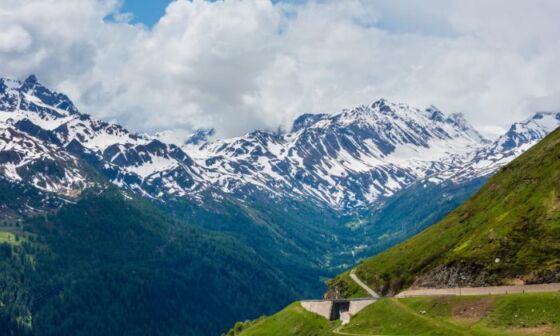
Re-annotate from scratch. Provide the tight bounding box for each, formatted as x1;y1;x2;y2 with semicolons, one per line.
323;282;348;300
412;263;493;288
526;267;560;284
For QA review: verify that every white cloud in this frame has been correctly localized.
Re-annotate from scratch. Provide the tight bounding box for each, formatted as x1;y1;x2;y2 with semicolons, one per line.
1;0;560;139
0;24;32;53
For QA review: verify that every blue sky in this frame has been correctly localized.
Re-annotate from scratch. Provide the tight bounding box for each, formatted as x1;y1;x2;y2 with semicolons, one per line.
121;0;173;26
121;0;307;26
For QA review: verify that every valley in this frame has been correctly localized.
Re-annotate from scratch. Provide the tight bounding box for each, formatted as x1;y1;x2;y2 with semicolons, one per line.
1;75;559;335
228;113;560;335
2;2;559;335
2;75;556;273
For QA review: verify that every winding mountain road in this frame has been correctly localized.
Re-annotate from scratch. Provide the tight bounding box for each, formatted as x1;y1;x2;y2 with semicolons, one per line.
349;267;560;299
350;269;380;298
395;282;560;298
330;270;560;336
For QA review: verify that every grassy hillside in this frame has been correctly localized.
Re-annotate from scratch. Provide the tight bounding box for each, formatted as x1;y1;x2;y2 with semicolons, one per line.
0;189;298;336
227;302;337;336
232;292;560;335
329;128;560;297
342;293;560;335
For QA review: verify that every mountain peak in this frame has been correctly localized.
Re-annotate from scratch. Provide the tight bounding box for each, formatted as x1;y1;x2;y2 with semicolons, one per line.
291;113;328;132
490;111;560;152
426;105;445;122
530;111;560;121
445;112;490;144
24;74;38;85
185;128;215;146
20;74;40;92
0;74;40;91
370;98;394;113
514;111;560;133
18;74;79;115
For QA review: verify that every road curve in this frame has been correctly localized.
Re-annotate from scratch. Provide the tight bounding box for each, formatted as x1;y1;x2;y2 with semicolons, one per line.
350;269;380;298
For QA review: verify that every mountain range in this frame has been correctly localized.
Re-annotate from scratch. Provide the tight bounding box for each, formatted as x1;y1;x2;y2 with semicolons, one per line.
2;74;559;269
1;75;560;335
2;75;559;215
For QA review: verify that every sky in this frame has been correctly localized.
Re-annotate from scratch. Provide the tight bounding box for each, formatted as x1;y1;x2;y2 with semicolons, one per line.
120;0;173;26
1;0;560;140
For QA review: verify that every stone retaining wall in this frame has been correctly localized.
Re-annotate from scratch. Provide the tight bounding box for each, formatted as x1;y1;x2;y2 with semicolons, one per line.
300;298;377;322
300;300;333;319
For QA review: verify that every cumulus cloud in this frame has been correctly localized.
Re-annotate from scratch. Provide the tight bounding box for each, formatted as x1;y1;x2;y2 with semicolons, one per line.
0;0;559;139
0;24;32;53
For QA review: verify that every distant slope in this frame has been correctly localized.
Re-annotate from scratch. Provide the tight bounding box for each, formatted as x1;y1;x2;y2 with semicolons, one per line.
166;192;350;295
329;127;560;298
348;177;488;264
0;190;298;336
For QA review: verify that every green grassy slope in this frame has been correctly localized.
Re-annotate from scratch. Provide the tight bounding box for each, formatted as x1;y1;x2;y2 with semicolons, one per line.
329;128;560;297
344;293;560;336
229;302;337;336
233;292;560;336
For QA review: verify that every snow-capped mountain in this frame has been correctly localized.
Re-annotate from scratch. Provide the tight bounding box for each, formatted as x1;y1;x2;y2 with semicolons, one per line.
0;75;205;199
1;75;558;213
428;111;560;184
188;100;493;209
188;103;559;211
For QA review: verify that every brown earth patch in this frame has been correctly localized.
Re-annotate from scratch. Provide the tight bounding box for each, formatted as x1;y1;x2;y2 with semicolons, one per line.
503;278;526;285
509;325;556;335
451;297;496;321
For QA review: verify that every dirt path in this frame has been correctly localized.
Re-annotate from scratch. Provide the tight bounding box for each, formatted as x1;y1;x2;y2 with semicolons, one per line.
350;269;380;298
332;324;394;336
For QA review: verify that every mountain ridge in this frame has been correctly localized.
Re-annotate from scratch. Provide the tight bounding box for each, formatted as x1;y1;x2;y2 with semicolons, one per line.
1;74;558;215
1;74;559;280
